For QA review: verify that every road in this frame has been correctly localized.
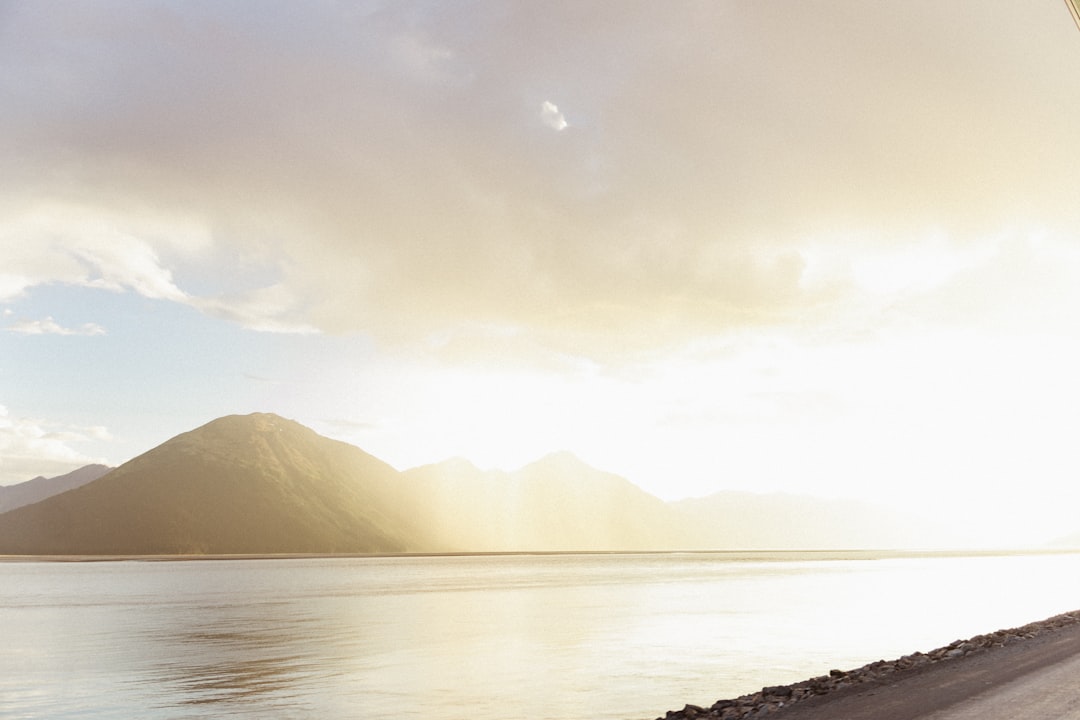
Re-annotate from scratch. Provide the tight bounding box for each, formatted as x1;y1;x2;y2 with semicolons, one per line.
922;649;1080;719
774;621;1080;720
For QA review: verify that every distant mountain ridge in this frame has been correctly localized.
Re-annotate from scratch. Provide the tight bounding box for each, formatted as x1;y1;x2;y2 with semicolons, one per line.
0;464;112;515
0;412;958;555
403;452;689;551
672;491;960;551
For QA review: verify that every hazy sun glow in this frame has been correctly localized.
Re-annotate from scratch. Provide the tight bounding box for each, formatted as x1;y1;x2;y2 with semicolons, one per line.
3;1;1080;548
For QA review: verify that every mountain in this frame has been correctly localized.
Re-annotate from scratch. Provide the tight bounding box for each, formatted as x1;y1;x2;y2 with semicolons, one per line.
0;414;687;555
403;452;691;551
0;413;442;555
0;464;112;515
673;491;958;550
0;412;959;556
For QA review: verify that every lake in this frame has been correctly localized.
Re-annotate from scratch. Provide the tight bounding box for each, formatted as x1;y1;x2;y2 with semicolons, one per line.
3;551;1080;720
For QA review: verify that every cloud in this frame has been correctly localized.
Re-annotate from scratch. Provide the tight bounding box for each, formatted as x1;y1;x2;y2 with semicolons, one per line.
0;203;318;336
194;282;320;335
1;2;1078;364
540;100;568;131
0;204;194;303
6;316;106;336
71;241;188;303
0;406;110;485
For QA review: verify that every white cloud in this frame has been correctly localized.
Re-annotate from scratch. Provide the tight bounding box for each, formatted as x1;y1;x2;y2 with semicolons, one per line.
0;204;319;336
540;100;568;131
2;3;1079;365
0;275;37;303
6;316;106;336
0;406;111;485
0;204;189;301
71;241;189;303
196;284;320;335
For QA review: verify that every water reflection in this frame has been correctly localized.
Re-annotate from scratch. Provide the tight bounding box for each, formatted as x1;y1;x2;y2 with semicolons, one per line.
142;601;332;713
4;553;1080;720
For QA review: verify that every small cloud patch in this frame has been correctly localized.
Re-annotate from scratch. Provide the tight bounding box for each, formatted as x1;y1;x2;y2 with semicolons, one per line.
7;316;106;336
541;100;568;131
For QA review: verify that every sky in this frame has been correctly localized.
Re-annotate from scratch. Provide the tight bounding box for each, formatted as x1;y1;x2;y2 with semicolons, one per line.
3;0;1080;547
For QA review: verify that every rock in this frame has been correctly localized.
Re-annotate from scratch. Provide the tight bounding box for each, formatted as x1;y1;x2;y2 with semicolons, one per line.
658;609;1080;720
762;685;792;698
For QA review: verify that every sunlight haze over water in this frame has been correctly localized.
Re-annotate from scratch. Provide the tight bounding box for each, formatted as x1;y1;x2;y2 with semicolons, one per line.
4;553;1080;720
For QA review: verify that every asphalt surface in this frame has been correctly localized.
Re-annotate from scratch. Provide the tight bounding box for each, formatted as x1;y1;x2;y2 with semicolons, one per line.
772;622;1080;720
922;650;1080;720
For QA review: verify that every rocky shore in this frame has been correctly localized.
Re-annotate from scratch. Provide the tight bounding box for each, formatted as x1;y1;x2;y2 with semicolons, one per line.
658;609;1080;720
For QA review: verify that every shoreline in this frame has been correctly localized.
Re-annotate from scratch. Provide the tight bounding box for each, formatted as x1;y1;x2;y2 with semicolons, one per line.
2;547;1079;563
658;609;1080;720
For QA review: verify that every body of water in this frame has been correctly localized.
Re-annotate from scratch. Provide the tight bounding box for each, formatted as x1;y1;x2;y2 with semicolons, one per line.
3;551;1080;720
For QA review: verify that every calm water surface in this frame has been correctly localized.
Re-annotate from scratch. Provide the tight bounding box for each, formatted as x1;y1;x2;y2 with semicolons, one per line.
3;552;1080;720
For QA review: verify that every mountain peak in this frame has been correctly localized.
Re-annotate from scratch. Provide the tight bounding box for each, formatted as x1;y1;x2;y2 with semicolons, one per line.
198;412;303;434
0;413;425;554
524;451;596;474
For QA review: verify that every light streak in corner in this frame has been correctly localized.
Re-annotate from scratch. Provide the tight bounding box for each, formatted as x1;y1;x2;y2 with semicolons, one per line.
1066;0;1080;33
